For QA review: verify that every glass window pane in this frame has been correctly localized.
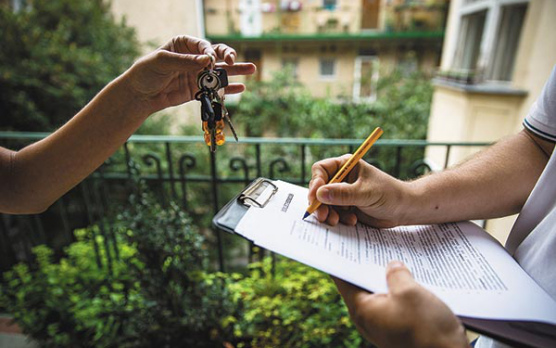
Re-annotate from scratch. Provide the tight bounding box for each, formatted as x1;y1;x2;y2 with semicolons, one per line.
282;58;299;79
453;10;487;72
359;58;378;99
323;0;337;11
487;4;527;81
320;58;336;77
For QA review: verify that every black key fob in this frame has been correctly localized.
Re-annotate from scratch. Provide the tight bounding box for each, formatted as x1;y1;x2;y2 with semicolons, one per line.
215;68;228;88
213;102;223;121
199;93;214;121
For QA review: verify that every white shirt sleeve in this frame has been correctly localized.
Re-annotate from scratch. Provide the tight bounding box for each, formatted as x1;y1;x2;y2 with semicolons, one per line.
523;65;556;142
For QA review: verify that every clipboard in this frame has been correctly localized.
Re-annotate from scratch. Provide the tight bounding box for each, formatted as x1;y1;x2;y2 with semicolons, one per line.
213;178;278;234
213;179;556;348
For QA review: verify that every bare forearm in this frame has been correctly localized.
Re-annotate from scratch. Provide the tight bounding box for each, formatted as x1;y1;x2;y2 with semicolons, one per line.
402;130;553;225
1;70;149;214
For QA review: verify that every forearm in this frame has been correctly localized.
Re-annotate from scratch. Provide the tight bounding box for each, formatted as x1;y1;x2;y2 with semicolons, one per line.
401;130;553;225
1;69;149;214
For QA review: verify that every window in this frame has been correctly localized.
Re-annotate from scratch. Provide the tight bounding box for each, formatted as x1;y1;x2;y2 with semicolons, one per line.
281;58;299;79
353;56;379;102
398;53;419;75
453;11;487;72
322;0;337;11
319;58;336;79
487;4;527;81
450;0;528;83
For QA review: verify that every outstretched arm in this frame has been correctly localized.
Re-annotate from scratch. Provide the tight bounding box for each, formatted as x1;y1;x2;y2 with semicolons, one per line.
308;129;554;227
0;36;256;214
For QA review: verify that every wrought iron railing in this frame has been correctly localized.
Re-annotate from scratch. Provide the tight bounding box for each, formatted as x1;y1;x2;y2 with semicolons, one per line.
0;132;490;273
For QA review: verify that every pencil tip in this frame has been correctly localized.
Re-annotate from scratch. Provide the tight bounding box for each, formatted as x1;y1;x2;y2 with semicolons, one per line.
302;212;310;220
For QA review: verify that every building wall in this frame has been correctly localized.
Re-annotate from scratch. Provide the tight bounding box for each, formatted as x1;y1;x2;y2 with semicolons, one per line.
233;41;438;99
426;0;556;242
204;0;373;36
512;0;556;133
205;0;446;99
260;44;357;97
204;0;447;36
111;0;202;50
110;0;203;131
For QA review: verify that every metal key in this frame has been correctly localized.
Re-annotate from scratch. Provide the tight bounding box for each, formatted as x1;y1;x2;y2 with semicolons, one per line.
217;91;238;142
196;67;234;152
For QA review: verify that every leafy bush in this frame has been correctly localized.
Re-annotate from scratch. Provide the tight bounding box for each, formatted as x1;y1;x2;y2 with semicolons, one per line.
228;256;373;348
1;231;141;347
116;193;235;348
1;193;234;348
0;0;140;131
230;67;433;141
1;193;373;347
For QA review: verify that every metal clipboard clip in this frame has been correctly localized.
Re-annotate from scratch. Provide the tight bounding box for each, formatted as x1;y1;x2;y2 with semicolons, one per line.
238;178;278;208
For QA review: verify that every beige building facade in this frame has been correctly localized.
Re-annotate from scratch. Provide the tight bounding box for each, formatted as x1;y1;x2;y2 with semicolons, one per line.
111;0;204;128
205;0;448;100
426;0;556;241
107;0;447;125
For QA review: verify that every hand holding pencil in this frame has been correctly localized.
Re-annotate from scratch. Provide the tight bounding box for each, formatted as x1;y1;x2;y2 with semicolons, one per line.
307;127;410;227
304;127;383;220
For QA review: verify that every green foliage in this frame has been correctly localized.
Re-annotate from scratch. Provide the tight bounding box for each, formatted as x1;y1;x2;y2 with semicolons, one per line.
228;256;372;348
1;231;141;347
135;112;172;135
226;68;433;179
370;69;433;140
1;193;234;348
0;0;140;131
230;67;433;141
0;193;371;347
116;192;235;347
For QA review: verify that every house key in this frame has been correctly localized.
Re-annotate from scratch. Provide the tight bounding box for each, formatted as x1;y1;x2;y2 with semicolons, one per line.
195;67;233;152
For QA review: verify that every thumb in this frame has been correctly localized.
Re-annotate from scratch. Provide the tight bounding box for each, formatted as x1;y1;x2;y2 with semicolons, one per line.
316;182;365;206
155;50;211;71
385;261;416;294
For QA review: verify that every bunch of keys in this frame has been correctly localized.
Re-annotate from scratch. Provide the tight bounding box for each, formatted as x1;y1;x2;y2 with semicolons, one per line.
195;65;238;152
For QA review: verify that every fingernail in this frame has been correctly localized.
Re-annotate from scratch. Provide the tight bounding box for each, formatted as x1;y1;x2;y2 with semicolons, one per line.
317;188;330;203
387;261;404;270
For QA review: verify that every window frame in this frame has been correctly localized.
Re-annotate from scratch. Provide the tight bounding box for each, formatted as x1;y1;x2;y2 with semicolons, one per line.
319;58;337;81
353;56;379;103
322;0;338;11
281;57;300;79
448;0;529;83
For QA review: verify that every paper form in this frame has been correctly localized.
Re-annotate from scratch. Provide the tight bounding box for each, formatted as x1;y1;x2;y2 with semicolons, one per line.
235;180;556;326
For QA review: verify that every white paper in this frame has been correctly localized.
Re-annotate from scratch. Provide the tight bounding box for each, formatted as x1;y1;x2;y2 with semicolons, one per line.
235;180;556;325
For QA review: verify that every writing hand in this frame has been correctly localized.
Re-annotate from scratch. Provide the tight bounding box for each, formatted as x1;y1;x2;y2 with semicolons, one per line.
308;154;411;227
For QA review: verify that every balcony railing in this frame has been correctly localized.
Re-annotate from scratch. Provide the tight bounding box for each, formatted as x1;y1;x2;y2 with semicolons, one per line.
0;132;490;273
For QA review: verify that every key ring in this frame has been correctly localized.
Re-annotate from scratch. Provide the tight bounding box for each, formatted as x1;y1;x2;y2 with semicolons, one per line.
208;54;215;70
197;69;222;91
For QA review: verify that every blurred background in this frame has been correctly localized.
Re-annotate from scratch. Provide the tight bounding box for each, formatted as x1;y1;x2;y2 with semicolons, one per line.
0;0;555;347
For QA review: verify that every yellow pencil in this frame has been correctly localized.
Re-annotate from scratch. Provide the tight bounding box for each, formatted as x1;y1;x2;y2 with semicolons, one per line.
302;127;384;220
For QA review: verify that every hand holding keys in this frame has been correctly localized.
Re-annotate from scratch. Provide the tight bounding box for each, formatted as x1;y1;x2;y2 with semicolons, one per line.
195;65;239;152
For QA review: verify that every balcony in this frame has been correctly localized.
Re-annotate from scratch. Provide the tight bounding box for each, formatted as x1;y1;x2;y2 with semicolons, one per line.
204;0;447;43
0;132;489;273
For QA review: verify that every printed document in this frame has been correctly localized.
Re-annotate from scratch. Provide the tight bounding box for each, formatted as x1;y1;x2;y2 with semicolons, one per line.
235;180;556;327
